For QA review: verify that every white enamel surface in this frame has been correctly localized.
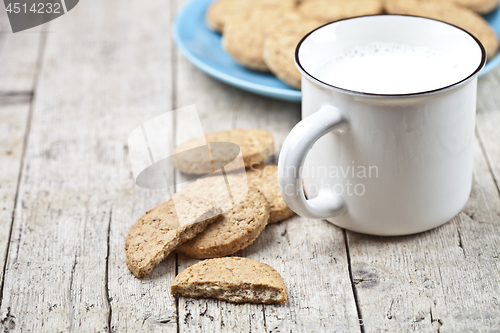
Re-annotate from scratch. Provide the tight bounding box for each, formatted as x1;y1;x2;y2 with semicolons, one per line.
299;78;476;236
278;15;483;236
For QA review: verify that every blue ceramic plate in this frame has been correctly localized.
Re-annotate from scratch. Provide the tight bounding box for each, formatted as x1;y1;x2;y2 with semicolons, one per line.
173;0;500;102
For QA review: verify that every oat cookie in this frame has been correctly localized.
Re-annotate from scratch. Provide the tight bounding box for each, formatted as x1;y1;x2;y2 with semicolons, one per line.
177;187;270;259
247;164;294;223
125;194;221;278
207;0;296;33
171;257;287;304
179;171;249;213
222;9;302;71
206;0;251;33
299;0;384;24
449;0;498;14
264;19;323;90
414;0;499;14
173;129;274;174
385;0;499;60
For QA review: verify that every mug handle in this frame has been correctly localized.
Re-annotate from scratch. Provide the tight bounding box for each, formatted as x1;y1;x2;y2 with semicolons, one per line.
278;104;350;219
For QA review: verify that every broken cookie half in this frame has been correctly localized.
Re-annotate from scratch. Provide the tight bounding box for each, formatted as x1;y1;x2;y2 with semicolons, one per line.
171;257;287;304
125;193;221;278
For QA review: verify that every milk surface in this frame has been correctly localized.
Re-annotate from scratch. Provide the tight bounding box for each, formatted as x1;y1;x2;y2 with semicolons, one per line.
314;42;466;94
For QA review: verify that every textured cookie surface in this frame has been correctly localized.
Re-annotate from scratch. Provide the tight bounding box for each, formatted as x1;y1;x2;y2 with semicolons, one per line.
179;172;249;213
171;257;287;304
385;0;499;60
222;8;301;71
247;164;294;223
177;187;270;259
206;0;251;33
207;0;296;33
125;194;221;278
299;0;384;24
264;19;323;90
448;0;498;13
173;129;274;174
415;0;499;14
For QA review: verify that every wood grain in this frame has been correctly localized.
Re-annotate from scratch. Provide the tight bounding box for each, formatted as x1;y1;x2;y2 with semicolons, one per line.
0;0;499;330
477;71;500;195
0;104;30;308
0;5;44;331
0;6;43;94
103;0;178;330
0;0;175;331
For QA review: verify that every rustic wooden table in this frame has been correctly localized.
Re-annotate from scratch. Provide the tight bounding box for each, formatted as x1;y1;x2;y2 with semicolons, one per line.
1;0;500;332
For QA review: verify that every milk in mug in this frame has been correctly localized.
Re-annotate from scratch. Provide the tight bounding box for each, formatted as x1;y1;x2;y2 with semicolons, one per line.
314;41;466;95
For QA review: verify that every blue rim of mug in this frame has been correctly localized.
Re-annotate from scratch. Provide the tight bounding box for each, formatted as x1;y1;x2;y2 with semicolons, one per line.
294;14;487;98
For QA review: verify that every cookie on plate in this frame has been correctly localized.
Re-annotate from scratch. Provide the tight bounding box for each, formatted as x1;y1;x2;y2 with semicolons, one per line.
125;194;221;278
449;0;498;13
298;0;384;24
222;9;303;71
247;164;294;223
171;257;287;304
264;19;323;90
173;129;274;174
206;0;251;33
177;187;270;259
419;0;498;14
385;0;499;60
207;0;296;33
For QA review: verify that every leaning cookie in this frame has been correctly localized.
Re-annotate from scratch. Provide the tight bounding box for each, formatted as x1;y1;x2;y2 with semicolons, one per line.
298;0;384;24
172;129;274;175
247;164;294;223
178;172;249;213
264;19;323;90
125;194;221;278
385;0;499;60
177;187;270;259
171;257;287;304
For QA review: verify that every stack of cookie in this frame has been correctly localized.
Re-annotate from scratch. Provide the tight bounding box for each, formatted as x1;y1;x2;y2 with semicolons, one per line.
125;129;291;304
207;0;499;90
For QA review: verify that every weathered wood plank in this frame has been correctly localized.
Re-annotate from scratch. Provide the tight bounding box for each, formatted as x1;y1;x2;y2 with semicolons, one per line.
0;7;43;93
173;1;360;329
173;51;269;333
0;0;498;331
105;0;178;330
346;133;500;332
0;103;30;305
0;5;44;331
477;67;500;195
0;0;175;331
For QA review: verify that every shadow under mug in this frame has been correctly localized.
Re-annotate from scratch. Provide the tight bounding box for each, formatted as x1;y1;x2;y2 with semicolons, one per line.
278;15;486;236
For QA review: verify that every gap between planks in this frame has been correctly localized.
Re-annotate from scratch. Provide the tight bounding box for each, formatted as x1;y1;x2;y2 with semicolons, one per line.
344;229;365;333
0;29;48;310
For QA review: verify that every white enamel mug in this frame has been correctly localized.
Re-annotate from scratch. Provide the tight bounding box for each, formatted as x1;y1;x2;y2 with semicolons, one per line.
278;15;486;236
